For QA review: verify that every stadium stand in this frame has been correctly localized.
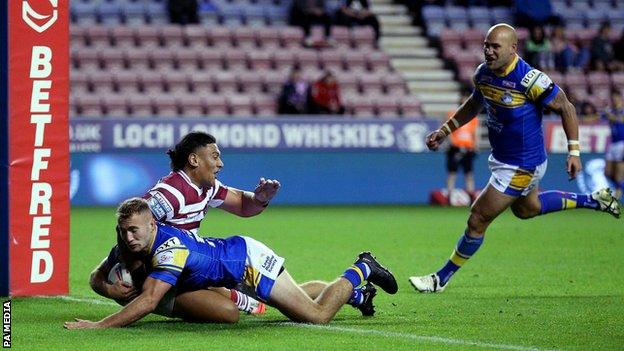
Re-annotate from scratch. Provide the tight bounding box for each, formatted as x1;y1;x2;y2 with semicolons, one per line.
70;0;425;118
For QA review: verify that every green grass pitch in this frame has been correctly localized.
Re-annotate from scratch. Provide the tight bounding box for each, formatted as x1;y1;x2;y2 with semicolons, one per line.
9;206;624;350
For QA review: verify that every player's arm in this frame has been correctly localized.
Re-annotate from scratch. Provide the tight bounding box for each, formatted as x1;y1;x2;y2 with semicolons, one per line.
65;277;172;329
218;178;281;217
427;92;483;151
545;88;582;179
89;253;138;302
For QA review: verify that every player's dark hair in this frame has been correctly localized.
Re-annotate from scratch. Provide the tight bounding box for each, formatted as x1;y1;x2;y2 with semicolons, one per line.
116;197;151;223
167;132;217;171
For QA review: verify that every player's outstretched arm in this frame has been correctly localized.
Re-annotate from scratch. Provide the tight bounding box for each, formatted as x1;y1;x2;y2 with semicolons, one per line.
426;93;483;151
65;277;172;329
218;178;281;217
546;88;582;179
89;258;138;303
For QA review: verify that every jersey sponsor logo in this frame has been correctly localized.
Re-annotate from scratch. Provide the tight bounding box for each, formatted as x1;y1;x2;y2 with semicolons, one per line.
261;254;277;273
502;80;516;88
156;251;174;265
521;69;540;87
536;74;552;89
155;237;182;254
147;192;172;220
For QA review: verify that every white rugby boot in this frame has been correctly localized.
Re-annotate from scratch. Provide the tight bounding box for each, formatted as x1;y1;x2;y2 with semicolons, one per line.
591;188;620;219
408;273;446;293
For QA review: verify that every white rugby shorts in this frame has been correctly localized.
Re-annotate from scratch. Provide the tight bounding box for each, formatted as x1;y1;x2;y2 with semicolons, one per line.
605;141;624;162
488;154;547;196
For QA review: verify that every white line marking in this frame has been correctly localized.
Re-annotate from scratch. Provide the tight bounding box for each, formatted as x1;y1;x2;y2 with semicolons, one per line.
39;296;557;351
279;323;556;351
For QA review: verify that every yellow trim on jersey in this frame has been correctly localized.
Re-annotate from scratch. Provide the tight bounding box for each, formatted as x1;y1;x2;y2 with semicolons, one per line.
508;169;534;190
564;198;577;210
152;248;189;271
477;83;526;108
243;266;260;288
525;72;549;101
495;54;519;77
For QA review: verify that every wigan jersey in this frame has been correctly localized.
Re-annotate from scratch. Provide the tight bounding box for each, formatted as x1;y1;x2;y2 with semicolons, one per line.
147;223;248;292
143;171;228;234
473;55;560;168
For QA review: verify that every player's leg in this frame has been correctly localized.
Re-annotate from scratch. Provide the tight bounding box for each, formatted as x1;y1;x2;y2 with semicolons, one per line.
171;289;239;323
411;156;531;293
518;186;620;219
614;160;624;199
299;280;328;299
267;252;396;323
463;151;476;195
446;147;459;199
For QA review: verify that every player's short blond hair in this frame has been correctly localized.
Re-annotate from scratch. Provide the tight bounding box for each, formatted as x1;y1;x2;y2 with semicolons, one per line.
116;197;150;223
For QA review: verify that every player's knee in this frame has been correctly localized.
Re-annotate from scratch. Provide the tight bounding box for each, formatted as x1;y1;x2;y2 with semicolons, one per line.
467;209;490;234
511;205;538;219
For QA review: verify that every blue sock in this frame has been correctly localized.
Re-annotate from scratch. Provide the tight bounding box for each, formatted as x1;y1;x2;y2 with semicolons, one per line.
538;191;598;215
342;262;370;288
347;288;364;306
436;232;484;286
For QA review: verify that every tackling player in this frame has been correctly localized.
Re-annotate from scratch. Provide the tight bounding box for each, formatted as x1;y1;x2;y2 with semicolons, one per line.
410;24;620;293
65;198;397;328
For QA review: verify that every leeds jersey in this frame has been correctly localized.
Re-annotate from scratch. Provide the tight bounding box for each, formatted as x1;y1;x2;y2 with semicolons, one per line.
473;55;560;168
146;223;248;292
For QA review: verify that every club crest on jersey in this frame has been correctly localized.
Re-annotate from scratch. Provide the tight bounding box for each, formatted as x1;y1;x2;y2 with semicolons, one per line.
502;80;516;88
500;91;514;105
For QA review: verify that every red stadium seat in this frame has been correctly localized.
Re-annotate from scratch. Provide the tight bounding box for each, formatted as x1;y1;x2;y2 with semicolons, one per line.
224;48;248;70
273;49;298;72
175;50;199;72
160;25;184;49
213;71;239;94
295;50;319;70
86;26;110;49
99;48;126;71
439;29;463;47
233;27;258;49
149;48;176;71
351;26;375;49
375;96;400;117
78;95;103;117
125;48;152;70
263;70;288;95
204;95;228;116
207;27;234;48
189;71;213;94
334;71;359;95
102;95;128;116
348;95;376;117
70;26;87;47
256;27;281;49
280;27;304;48
398;96;423;118
154;95;178;116
110;26;135;48
165;71;189;95
74;49;100;71
383;73;407;96
587;72;611;89
127;94;153;116
366;51;391;73
71;70;90;95
254;95;277;117
319;50;344;71
247;51;273;70
359;74;384;95
89;71;115;94
331;26;351;48
184;25;209;50
197;49;224;71
564;72;588;89
462;28;485;47
140;71;164;94
135;26;160;48
343;50;367;73
611;73;624;90
177;95;205;117
228;96;254;116
238;71;265;94
114;71;141;94
442;43;463;60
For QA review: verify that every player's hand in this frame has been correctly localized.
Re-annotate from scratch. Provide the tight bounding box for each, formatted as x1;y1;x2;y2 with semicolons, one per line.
64;319;101;330
566;155;582;180
425;130;446;151
107;280;139;302
254;178;281;204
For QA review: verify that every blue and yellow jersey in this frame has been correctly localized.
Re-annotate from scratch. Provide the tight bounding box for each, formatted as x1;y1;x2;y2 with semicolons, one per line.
146;223;247;292
472;55;560;168
602;107;624;143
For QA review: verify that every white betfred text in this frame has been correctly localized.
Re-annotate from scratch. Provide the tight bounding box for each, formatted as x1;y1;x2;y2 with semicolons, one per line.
28;46;54;284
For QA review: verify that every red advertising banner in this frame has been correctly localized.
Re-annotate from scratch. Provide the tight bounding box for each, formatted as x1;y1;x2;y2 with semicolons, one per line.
544;120;611;154
8;0;69;296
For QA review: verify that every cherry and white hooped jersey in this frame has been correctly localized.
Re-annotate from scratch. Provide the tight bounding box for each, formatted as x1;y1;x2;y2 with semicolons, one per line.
143;171;228;234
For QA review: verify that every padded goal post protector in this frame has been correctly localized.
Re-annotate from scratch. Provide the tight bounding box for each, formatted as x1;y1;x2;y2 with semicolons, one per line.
0;0;70;296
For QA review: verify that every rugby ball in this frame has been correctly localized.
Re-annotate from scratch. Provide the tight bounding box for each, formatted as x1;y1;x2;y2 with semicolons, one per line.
107;262;134;286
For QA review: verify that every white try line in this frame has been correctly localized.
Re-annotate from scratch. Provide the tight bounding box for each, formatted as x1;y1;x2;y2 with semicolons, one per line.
39;296;556;351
